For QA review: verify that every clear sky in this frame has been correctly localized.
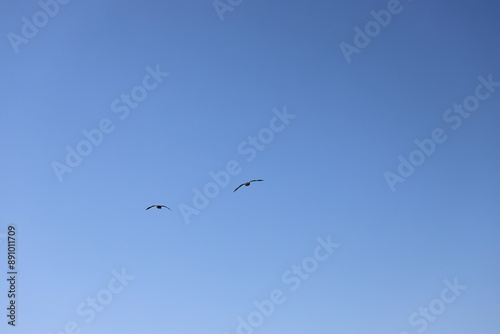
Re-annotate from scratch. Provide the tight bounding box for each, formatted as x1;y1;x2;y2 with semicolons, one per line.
1;0;499;333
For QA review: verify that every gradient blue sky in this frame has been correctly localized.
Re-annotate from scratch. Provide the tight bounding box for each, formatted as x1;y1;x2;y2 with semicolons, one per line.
1;0;499;333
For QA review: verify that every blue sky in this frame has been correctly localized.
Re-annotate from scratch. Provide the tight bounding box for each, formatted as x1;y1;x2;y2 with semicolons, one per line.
1;0;499;333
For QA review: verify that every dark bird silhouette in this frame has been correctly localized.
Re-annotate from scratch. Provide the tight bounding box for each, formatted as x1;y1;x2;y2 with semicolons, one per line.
146;205;172;211
233;179;264;192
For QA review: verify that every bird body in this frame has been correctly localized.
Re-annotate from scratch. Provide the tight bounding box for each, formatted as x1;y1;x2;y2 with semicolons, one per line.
146;205;171;211
233;179;264;192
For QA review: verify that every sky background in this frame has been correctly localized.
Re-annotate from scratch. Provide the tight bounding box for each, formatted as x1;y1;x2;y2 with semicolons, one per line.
1;0;499;333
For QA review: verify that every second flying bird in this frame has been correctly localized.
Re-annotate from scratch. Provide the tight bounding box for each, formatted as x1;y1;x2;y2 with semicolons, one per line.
233;179;264;192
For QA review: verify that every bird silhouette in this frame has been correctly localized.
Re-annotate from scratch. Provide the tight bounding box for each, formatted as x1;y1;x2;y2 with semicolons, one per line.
146;205;172;211
233;179;264;192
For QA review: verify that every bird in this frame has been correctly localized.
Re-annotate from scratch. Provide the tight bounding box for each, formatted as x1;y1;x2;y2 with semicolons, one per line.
233;179;264;192
146;205;172;211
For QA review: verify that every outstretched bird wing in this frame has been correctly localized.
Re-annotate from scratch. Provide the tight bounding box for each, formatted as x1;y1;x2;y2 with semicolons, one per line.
146;205;155;210
161;205;172;211
233;184;245;192
249;179;264;183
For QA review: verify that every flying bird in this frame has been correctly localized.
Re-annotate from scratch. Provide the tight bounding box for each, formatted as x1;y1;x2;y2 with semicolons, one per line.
233;179;264;192
146;205;172;211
